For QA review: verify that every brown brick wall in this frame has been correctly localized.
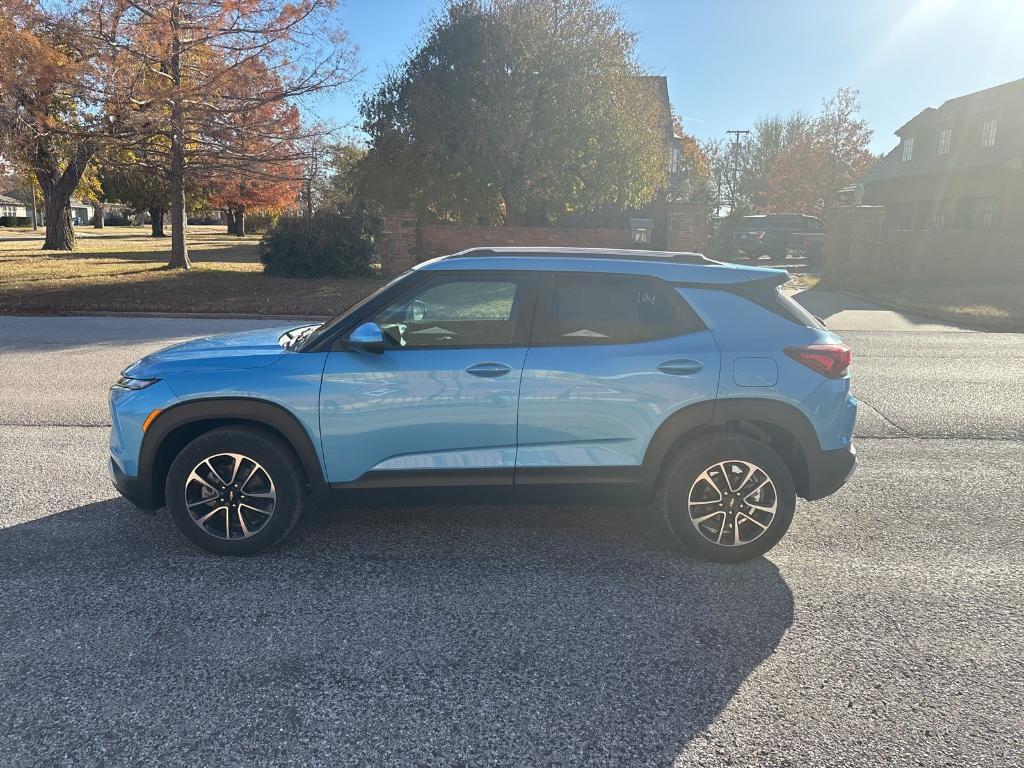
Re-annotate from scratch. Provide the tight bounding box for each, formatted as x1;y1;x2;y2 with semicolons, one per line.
417;223;632;261
377;206;712;277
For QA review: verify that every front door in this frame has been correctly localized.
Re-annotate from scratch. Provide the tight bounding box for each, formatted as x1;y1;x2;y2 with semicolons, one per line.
319;271;537;489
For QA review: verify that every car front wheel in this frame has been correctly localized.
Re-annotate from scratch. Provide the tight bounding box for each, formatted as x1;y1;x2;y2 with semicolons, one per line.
658;434;796;563
165;426;305;555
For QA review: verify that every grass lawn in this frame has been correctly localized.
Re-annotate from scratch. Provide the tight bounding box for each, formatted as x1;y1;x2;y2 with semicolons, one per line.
0;225;384;317
840;280;1024;326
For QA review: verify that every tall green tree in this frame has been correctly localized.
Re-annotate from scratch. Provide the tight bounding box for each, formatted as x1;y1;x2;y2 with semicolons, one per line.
359;0;668;225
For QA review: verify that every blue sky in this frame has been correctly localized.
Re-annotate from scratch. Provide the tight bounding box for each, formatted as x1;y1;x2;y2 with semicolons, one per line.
315;0;1024;154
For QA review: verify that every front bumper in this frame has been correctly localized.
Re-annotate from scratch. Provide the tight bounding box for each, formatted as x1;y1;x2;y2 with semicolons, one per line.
802;444;857;501
110;457;157;511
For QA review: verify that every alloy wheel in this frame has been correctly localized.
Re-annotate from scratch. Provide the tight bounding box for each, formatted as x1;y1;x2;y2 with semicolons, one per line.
687;459;778;547
185;453;276;540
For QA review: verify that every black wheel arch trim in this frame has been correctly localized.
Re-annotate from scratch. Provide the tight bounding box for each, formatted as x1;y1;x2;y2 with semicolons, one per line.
139;397;330;509
643;397;835;500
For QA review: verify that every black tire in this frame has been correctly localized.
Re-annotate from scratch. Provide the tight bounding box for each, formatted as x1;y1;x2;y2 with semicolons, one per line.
165;426;305;555
657;433;795;563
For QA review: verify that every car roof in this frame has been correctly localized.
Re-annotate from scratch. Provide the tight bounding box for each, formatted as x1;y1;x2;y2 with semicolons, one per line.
416;247;785;285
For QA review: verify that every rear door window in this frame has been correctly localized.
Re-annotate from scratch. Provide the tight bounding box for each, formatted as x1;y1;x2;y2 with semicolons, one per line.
533;273;702;345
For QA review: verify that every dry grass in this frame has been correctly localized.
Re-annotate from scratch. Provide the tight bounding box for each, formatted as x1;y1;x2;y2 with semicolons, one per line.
0;225;383;316
849;281;1024;322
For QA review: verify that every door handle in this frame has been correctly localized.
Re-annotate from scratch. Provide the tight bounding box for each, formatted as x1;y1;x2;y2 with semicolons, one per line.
466;362;513;378
658;359;704;376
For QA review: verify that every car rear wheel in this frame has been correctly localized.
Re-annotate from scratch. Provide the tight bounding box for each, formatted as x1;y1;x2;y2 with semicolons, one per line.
165;426;305;555
657;434;795;563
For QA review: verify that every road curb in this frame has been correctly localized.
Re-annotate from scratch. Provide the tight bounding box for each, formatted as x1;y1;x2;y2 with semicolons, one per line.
2;310;330;322
837;290;1024;333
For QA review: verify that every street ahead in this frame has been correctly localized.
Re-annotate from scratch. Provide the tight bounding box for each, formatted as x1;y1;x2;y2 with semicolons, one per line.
0;295;1022;767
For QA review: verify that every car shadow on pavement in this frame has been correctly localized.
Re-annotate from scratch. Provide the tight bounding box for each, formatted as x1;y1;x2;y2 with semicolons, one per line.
0;499;793;766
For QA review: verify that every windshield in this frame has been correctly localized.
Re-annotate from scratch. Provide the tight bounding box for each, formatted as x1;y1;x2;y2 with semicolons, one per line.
296;270;413;351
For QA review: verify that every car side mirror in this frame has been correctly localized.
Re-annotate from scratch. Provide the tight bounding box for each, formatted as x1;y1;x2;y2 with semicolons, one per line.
344;322;386;354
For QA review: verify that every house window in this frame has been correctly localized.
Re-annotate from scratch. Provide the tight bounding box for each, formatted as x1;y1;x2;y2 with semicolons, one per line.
887;203;914;231
669;145;680;175
974;197;995;229
901;136;914;162
980;118;997;148
936;127;952;156
931;200;953;230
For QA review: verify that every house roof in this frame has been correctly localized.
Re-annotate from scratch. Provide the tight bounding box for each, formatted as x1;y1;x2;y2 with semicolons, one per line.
860;77;1024;186
637;75;674;137
0;193;26;206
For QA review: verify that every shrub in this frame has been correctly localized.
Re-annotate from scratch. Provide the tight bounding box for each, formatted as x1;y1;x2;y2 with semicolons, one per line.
245;212;277;234
260;213;377;278
0;216;32;227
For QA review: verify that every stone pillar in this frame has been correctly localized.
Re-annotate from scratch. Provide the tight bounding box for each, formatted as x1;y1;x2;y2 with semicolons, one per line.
664;201;712;254
377;210;419;278
824;205;885;287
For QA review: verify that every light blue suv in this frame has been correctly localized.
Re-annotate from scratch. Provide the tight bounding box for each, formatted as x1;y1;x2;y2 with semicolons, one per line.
110;248;857;562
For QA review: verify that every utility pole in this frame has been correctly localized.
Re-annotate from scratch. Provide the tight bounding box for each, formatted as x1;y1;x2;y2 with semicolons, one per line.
29;178;38;230
725;129;749;214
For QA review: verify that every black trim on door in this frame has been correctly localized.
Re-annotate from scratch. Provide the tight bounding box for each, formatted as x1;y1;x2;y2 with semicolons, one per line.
330;468;515;506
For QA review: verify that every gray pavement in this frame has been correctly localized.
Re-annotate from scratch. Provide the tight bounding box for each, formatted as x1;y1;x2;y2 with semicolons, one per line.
1;296;1023;767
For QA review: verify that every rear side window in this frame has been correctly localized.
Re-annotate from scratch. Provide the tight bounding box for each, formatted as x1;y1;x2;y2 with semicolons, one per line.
775;288;826;329
721;278;827;330
534;273;702;345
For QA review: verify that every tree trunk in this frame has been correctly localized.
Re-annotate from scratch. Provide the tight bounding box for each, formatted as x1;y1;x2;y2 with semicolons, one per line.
166;0;192;270
93;200;105;229
149;207;165;237
236;208;246;237
27;178;38;231
41;193;75;250
33;141;95;251
226;209;237;235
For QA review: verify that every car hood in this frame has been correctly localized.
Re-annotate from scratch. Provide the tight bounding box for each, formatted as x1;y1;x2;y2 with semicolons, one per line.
123;324;317;377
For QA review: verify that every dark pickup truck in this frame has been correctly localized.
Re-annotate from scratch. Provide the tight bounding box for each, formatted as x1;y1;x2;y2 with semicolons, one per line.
734;213;825;261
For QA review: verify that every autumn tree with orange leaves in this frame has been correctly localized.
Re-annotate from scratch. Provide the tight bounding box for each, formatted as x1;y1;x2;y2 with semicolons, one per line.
763;89;876;215
90;0;357;268
204;66;304;237
0;1;138;250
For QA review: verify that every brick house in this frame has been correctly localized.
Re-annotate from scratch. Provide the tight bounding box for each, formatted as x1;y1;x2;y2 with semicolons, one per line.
859;77;1024;233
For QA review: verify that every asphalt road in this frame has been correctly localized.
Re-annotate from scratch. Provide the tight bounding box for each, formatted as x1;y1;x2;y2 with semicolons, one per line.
1;298;1022;767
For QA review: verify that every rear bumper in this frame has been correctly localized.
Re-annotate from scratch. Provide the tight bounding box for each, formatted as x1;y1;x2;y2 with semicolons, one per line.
802;444;857;501
110;457;157;511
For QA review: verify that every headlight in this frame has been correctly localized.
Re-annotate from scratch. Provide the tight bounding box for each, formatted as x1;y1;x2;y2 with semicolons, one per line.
112;376;159;391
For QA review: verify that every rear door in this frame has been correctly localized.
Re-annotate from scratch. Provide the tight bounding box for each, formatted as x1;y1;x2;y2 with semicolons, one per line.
515;272;720;484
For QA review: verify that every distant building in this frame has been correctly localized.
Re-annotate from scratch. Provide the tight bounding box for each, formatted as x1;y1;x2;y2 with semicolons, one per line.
859;78;1024;232
0;193;29;222
70;200;94;225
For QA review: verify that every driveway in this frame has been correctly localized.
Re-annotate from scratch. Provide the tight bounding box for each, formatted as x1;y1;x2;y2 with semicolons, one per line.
1;298;1022;767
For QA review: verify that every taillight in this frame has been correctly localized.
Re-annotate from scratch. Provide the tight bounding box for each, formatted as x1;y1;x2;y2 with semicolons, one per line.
784;344;851;379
